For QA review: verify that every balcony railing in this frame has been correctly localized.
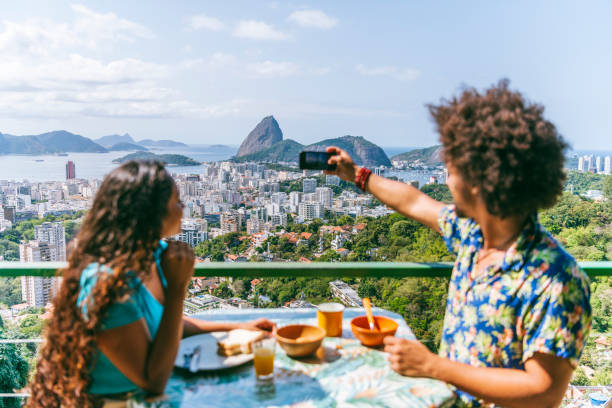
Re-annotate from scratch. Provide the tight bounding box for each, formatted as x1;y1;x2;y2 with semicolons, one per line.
1;261;611;278
1;261;611;400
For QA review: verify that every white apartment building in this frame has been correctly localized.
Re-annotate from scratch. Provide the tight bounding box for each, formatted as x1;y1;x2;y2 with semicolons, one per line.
20;222;66;308
176;220;208;247
299;202;323;220
605;156;611;175
303;178;317;194
325;175;340;186
316;187;333;209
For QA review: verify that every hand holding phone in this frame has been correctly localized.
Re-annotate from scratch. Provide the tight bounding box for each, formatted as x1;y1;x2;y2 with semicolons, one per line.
299;151;337;171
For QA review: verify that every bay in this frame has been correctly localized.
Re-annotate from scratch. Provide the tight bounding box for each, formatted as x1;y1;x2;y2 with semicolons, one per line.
0;145;237;182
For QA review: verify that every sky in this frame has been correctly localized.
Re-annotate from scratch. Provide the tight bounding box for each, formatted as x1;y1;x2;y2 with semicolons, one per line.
0;1;610;149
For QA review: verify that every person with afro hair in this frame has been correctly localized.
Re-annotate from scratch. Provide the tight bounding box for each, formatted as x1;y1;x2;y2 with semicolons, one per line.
326;80;591;408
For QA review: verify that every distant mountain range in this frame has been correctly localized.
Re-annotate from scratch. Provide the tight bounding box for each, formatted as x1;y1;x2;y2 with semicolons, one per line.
0;130;107;154
233;116;391;167
0;130;188;154
391;145;443;165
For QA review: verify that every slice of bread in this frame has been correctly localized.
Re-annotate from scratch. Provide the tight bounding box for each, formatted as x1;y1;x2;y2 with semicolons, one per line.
217;329;265;356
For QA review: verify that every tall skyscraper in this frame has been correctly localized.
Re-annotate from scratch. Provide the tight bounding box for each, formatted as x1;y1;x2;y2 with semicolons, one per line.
66;161;76;180
605;156;612;175
20;222;66;307
578;156;585;172
596;156;603;173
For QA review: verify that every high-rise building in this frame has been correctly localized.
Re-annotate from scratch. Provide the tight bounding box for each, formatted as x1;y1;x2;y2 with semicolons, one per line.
3;205;16;224
220;212;240;234
316;187;333;208
66;161;76;180
176;220;208;246
325;175;340;186
578;157;585;172
303;178;317;194
298;202;323;220
35;222;67;261
20;222;66;307
596;156;603;173
605;156;611;175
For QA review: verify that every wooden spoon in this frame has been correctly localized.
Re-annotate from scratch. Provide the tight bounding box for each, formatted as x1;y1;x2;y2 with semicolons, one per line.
362;297;380;332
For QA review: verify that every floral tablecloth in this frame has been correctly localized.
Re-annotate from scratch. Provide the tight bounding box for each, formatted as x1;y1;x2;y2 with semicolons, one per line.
128;308;456;408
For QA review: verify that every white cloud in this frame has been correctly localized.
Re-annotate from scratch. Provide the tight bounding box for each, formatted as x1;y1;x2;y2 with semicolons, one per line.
288;10;337;29
233;20;288;41
0;4;154;56
189;14;225;31
71;4;154;44
247;61;300;77
355;64;420;81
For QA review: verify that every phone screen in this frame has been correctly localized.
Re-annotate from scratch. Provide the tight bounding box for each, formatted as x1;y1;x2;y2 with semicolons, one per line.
299;151;336;170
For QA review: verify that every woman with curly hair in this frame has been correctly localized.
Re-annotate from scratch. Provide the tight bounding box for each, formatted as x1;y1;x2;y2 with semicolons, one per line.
27;160;273;407
327;80;591;408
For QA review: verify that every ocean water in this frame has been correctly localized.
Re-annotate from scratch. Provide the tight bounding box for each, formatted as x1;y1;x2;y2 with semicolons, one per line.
0;146;238;182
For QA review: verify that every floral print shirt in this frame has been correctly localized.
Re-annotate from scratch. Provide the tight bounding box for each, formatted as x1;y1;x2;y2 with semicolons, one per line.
438;206;591;407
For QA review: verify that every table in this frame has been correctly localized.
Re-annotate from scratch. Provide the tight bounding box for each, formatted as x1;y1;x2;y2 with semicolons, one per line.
128;308;456;408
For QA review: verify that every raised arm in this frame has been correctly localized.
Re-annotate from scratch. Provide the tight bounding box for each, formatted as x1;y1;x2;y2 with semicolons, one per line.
326;146;445;232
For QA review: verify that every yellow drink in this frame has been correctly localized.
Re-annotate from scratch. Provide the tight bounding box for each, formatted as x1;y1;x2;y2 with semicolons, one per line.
317;302;345;337
253;337;276;380
254;348;274;376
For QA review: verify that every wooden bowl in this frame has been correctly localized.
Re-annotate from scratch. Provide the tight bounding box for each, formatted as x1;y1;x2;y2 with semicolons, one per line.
276;324;325;357
350;316;398;346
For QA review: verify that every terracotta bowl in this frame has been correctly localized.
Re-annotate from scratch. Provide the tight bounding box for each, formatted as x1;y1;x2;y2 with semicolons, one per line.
350;315;398;346
276;324;326;357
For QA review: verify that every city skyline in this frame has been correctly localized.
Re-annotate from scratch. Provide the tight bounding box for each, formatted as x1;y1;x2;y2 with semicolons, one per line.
0;1;611;149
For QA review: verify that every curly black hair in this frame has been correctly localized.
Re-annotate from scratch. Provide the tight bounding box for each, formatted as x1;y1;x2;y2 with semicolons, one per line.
428;79;569;218
27;160;174;407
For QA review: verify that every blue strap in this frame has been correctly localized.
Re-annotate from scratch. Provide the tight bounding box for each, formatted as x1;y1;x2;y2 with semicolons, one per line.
154;239;169;289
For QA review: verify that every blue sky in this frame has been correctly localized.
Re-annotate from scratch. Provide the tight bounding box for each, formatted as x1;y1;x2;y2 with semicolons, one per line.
0;1;610;149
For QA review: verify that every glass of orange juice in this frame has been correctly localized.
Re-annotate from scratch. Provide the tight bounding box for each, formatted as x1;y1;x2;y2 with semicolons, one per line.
253;337;275;381
317;302;345;337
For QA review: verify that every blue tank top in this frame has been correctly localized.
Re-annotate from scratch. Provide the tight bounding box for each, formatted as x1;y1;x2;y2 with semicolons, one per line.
77;240;168;395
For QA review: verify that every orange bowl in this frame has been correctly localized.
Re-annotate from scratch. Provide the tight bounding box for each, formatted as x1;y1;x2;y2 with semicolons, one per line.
350;315;398;346
276;324;325;357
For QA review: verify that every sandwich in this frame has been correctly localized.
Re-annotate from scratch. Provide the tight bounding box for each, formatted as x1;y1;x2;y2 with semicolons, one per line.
217;329;265;356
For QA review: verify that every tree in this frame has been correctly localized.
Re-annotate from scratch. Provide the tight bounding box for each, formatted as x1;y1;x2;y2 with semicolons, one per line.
0;344;29;408
212;281;233;299
357;279;377;298
604;175;612;201
420;184;453;203
18;315;44;338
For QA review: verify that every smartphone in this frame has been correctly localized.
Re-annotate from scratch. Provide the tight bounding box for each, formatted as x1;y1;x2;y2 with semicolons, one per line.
299;151;336;171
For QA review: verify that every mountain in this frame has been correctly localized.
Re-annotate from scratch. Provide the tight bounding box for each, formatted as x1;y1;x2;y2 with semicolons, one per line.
112;151;199;166
107;142;148;151
391;145;443;165
236;116;283;157
305;136;391;167
137;139;188;148
95;133;135;147
0;132;48;154
0;130;107;154
232;136;390;167
233;139;304;163
35;131;107;153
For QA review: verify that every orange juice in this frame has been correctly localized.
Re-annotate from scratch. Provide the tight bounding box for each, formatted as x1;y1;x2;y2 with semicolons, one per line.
317;302;345;337
254;347;275;376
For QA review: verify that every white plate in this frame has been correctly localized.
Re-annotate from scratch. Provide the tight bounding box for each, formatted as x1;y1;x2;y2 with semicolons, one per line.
175;332;254;372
